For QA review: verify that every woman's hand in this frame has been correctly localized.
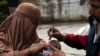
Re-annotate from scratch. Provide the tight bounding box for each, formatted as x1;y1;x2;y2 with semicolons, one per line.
27;43;46;55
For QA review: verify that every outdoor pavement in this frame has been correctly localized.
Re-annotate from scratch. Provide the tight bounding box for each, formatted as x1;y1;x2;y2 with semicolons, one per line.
37;21;88;56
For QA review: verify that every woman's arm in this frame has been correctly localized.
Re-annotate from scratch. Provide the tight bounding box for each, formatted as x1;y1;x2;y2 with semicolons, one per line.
3;43;45;56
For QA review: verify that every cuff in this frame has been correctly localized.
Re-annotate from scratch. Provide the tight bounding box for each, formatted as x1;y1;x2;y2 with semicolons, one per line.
58;33;66;41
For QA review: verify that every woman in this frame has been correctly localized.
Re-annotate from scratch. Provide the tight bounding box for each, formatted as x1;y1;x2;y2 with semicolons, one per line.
0;2;46;56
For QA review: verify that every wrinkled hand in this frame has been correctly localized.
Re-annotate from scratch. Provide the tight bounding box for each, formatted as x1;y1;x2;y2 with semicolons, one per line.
49;45;66;56
47;26;63;41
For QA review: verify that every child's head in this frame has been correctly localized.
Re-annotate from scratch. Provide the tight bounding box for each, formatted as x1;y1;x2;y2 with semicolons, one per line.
48;40;61;50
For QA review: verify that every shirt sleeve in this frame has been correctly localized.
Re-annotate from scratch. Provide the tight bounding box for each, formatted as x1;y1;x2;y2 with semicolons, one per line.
64;33;88;50
62;24;89;50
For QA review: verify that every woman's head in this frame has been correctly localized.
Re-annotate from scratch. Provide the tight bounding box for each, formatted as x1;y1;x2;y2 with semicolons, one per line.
15;2;41;25
0;3;42;50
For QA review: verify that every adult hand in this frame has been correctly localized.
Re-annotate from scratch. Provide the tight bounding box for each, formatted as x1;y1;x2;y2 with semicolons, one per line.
49;45;66;56
47;26;64;41
28;43;46;54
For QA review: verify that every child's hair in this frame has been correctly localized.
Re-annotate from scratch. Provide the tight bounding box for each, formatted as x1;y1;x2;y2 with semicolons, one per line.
48;40;61;50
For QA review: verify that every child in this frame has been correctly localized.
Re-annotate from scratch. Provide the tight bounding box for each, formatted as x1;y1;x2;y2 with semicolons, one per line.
34;40;62;56
42;40;62;56
48;40;61;50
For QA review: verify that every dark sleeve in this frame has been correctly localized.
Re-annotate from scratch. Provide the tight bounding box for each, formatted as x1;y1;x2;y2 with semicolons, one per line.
64;33;88;50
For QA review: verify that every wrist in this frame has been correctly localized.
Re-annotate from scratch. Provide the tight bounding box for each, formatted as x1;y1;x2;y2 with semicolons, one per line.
23;48;32;56
58;34;66;41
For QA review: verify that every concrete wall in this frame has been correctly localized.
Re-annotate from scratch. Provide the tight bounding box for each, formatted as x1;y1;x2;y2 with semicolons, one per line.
61;0;89;21
9;0;89;22
36;0;89;21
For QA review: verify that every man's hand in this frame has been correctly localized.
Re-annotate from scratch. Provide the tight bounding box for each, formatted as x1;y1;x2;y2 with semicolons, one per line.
47;26;64;41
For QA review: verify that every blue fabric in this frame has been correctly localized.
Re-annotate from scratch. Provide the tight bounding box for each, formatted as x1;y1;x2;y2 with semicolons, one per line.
86;15;95;56
86;15;100;56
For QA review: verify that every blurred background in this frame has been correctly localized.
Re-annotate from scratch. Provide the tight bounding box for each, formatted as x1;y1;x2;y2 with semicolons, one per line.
0;0;89;24
0;0;89;56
